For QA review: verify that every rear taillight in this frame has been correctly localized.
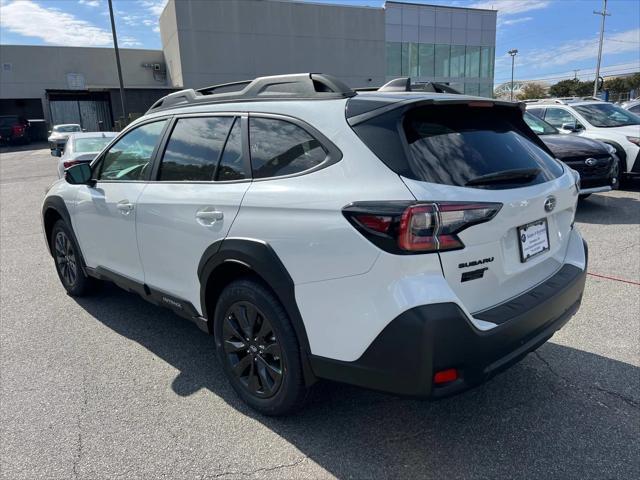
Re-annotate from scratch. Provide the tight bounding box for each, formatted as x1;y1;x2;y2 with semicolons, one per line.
63;160;80;169
344;201;501;254
11;124;24;135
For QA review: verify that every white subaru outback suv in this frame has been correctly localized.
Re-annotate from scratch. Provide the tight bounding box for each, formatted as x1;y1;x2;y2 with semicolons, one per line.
42;74;588;415
526;98;640;183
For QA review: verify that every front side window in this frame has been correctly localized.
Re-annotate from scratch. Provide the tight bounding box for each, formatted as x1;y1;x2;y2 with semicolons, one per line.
97;120;167;181
544;108;581;129
574;103;640;128
249;118;327;179
159;116;234;181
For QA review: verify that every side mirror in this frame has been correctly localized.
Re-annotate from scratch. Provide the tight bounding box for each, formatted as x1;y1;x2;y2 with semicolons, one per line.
82;129;87;132
65;163;94;186
51;148;62;157
561;122;578;132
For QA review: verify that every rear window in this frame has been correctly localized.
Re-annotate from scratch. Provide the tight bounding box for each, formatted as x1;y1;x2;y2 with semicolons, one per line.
74;137;113;153
353;104;563;189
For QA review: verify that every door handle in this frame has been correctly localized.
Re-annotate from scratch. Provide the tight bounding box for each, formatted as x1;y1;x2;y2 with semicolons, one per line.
117;200;134;215
196;207;224;226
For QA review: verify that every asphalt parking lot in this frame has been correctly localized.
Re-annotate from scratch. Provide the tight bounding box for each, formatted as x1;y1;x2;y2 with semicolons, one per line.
1;144;639;480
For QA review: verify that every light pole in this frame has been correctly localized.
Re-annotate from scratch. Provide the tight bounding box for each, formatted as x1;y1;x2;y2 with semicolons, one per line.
508;49;518;101
593;0;610;97
108;0;127;123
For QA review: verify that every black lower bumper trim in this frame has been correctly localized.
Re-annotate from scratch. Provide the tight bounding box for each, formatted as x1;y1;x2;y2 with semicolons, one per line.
310;244;587;398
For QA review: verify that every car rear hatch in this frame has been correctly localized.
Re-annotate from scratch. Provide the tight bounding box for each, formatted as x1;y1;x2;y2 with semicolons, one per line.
348;96;579;315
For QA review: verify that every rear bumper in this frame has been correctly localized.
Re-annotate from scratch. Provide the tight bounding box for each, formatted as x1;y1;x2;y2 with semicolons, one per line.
580;185;612;195
310;241;588;398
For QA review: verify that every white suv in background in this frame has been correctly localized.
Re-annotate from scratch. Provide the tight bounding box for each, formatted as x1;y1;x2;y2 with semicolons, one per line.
526;99;640;183
42;74;588;415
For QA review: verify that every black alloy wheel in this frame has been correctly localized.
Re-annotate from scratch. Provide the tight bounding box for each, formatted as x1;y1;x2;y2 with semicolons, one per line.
222;301;283;398
54;230;78;288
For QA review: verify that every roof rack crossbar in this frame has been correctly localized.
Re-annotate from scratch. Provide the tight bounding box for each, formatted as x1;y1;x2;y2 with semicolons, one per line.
377;77;462;95
147;73;356;114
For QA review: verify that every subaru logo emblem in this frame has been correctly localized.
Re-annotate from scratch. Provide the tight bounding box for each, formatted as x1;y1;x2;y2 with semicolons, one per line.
585;157;597;167
544;196;556;213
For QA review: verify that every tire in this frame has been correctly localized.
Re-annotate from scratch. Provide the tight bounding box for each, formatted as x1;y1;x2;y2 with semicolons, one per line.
51;219;97;296
213;278;308;416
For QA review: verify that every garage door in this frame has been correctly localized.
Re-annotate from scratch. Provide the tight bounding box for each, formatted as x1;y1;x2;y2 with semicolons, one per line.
49;99;112;131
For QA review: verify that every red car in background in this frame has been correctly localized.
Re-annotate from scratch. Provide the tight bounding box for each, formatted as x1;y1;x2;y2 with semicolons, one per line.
0;115;30;145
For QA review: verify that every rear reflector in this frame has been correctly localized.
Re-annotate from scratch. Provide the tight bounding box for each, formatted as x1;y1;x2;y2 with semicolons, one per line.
434;368;458;384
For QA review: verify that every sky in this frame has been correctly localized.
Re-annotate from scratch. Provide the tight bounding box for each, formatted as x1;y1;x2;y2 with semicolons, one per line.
0;0;639;86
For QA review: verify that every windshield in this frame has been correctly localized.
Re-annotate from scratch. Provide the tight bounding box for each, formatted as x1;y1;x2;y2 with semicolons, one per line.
574;103;640;128
73;137;113;153
54;125;81;133
523;112;558;135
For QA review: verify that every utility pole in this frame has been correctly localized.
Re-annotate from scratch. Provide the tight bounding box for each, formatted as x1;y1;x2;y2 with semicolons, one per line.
573;69;580;80
593;0;610;97
108;0;127;123
508;49;518;101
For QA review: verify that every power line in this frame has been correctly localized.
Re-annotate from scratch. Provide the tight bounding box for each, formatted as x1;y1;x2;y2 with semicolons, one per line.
494;67;639;85
494;63;640;84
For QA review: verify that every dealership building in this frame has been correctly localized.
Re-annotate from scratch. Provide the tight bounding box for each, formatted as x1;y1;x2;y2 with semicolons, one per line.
0;0;496;131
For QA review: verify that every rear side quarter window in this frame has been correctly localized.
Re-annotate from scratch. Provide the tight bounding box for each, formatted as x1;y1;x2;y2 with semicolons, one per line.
249;117;328;179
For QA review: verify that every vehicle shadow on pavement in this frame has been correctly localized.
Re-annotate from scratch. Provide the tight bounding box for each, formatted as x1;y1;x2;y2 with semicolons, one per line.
576;181;640;225
73;283;640;479
0;142;48;155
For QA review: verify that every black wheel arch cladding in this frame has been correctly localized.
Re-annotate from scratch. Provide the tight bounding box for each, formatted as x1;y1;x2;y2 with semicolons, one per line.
42;196;90;278
198;238;317;385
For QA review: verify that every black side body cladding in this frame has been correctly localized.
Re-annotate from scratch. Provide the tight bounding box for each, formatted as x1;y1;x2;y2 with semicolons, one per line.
310;245;588;398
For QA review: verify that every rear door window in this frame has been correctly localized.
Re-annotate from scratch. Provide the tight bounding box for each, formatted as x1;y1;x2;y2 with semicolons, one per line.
249;117;327;178
158;116;234;181
216;118;246;181
544;108;582;129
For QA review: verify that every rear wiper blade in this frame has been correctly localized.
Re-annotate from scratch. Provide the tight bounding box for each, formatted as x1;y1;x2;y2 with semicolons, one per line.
465;168;541;187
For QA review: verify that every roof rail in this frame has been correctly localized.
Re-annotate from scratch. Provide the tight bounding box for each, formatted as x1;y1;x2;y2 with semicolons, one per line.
523;96;605;105
377;77;462;94
147;73;355;113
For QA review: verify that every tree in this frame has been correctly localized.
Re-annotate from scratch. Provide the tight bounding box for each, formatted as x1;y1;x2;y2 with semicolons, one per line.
517;82;547;100
548;78;593;97
624;73;640;91
549;79;578;97
604;77;628;94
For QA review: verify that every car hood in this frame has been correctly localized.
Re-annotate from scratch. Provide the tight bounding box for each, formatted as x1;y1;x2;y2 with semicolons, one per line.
538;134;609;159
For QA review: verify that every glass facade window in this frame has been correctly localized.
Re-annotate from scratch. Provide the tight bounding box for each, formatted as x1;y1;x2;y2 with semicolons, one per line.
418;44;435;77
465;46;480;78
434;44;450;77
401;43;419;76
450;45;466;78
385;42;495;97
479;83;493;98
464;83;480;96
387;42;402;77
480;46;494;79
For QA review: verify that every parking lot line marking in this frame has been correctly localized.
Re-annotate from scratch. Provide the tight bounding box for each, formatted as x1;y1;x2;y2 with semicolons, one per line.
588;272;640;286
